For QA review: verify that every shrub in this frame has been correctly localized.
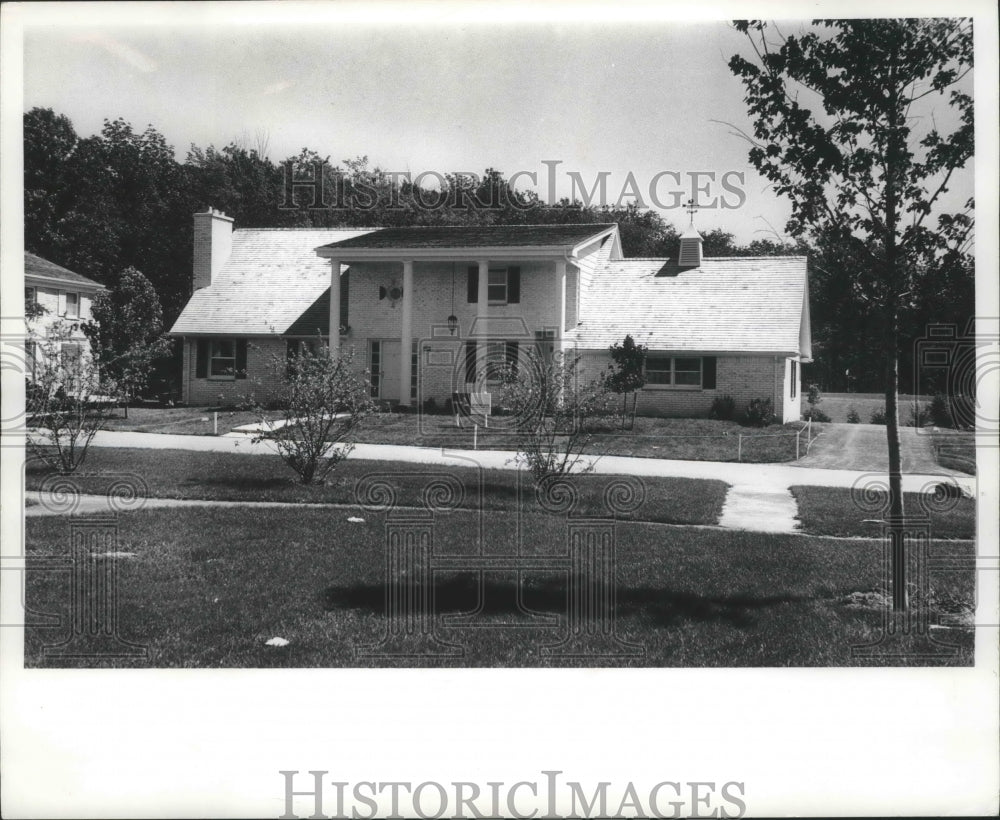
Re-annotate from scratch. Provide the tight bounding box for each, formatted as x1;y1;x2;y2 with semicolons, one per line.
252;343;375;484
741;397;775;427
846;407;861;424
708;395;737;421
908;403;930;428
806;383;822;407
495;348;614;482
869;407;887;425
422;397;438;415
930;393;953;428
803;407;831;423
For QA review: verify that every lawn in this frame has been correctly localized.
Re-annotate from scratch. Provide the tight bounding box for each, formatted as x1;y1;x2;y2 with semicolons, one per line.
791;486;976;539
819;393;933;424
25;447;729;527
356;412;806;462
91;406;807;462
98;406;283;436
24;506;975;667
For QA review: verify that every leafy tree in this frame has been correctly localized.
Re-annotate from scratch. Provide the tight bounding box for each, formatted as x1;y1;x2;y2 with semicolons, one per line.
605;334;648;427
84;267;171;416
730;18;974;611
251;343;375;484
26;320;121;474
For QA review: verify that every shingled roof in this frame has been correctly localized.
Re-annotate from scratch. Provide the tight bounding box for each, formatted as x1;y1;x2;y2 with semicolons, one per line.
319;223;616;251
24;252;104;289
169;229;372;336
571;256;810;356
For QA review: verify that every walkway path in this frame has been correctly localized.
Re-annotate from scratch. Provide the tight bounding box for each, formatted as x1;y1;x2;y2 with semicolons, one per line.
25;429;975;533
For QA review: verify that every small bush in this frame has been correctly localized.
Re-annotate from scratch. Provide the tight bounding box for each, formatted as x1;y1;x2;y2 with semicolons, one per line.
930;393;953;428
741;397;775;427
846;407;861;424
708;395;737;421
806;383;822;407
803;407;831;423
423;396;438;415
908;403;930;428
869;407;887;425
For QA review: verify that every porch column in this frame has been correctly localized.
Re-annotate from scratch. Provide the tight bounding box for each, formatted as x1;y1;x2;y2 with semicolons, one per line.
554;258;567;356
399;260;414;407
476;259;489;383
328;259;341;357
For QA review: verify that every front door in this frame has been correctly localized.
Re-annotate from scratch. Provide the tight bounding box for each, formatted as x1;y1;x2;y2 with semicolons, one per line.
376;340;401;401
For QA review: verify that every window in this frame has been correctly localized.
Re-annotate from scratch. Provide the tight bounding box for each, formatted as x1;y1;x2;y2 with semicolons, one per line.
64;292;79;318
534;329;555;364
210;340;236;377
25;340;38;379
645;356;706;388
60;342;82;370
411;340;419;402
487;269;508;304
790;360;798;398
369;341;381;397
25;286;36;304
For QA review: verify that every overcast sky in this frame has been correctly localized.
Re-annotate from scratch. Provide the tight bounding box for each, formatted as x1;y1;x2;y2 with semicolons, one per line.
21;9;974;243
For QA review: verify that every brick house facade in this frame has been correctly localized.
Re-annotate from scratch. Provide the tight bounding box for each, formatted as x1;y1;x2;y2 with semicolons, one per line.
169;210;811;421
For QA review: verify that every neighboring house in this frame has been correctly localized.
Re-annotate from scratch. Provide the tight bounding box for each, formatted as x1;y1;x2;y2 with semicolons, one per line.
24;252;105;383
169;209;811;421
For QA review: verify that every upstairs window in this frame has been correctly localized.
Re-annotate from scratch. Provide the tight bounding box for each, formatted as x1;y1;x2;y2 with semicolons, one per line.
468;266;521;304
487;269;508;304
64;292;79;318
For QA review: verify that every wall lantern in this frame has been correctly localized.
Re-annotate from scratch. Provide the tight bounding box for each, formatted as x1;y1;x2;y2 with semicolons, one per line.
447;314;459;335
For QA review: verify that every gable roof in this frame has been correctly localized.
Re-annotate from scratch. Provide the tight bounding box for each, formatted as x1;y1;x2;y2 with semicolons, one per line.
572;255;810;356
317;224;617;259
24;252;104;290
168;229;373;336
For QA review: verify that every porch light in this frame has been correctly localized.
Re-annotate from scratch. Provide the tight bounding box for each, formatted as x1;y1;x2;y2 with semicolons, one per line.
447;314;459;335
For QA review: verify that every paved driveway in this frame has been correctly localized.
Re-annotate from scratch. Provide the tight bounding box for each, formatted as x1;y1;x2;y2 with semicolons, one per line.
796;423;961;474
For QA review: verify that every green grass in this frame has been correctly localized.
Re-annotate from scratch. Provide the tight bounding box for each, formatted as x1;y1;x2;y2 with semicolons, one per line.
925;430;976;475
24;506;975;667
357;413;804;462
791;486;976;539
25;447;728;527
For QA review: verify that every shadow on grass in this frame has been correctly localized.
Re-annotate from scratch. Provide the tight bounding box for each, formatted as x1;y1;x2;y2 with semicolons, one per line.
320;573;812;628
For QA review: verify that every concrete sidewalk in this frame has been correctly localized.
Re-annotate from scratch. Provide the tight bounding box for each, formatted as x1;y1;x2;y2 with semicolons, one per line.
65;429;974;495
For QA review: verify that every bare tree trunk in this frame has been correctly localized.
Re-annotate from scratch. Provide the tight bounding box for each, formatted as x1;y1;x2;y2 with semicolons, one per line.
884;312;908;611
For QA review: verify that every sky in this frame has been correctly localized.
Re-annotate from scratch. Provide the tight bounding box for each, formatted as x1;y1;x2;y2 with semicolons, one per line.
19;6;975;243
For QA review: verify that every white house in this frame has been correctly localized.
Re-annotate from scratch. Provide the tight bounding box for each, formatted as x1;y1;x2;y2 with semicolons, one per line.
24;252;105;381
169;209;811;421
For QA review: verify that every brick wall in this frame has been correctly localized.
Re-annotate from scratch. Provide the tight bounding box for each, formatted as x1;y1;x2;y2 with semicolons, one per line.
578;349;802;420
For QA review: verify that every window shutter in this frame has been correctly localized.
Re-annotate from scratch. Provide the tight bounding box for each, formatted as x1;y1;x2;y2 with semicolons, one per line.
464;341;477;383
195;339;209;378
235;339;248;379
467;266;478;303
339;270;350;331
506;341;519;375
507;267;521;303
702;356;716;390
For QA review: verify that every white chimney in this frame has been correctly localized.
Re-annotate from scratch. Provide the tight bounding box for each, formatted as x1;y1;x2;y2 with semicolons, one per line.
192;208;234;291
678;224;703;267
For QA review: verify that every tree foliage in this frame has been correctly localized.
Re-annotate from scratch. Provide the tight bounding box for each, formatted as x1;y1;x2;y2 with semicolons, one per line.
730;18;974;611
605;334;648;427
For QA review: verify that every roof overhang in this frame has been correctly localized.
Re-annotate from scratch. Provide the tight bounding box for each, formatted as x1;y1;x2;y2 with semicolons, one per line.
315;226;618;263
25;273;105;291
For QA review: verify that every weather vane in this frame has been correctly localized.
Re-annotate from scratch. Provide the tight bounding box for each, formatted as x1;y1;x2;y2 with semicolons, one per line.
685;198;698;225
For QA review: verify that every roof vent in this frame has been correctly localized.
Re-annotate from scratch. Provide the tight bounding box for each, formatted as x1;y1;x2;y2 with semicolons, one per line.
678;199;703;268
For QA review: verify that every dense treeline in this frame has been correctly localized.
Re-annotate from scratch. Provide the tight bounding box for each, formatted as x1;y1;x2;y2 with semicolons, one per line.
23;107;973;393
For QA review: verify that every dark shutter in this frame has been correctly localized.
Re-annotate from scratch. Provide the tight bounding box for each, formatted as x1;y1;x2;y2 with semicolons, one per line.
195;339;208;378
702;356;716;390
467;266;478;303
507;266;520;303
506;341;519;375
464;340;477;383
235;339;248;379
339;270;350;331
